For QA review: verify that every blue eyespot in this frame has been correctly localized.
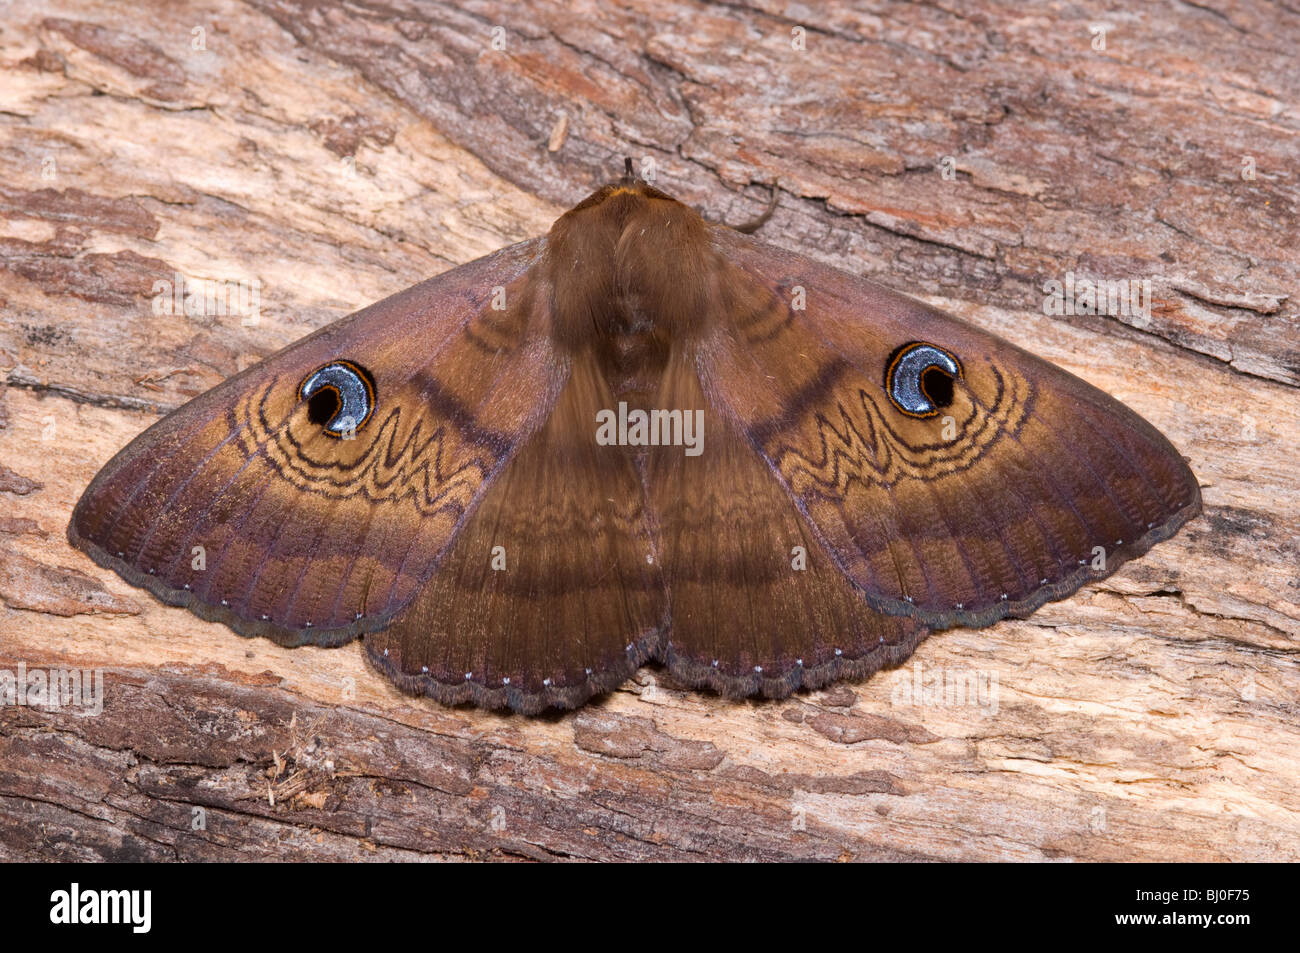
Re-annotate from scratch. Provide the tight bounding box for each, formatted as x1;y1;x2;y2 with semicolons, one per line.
886;343;962;417
298;361;375;436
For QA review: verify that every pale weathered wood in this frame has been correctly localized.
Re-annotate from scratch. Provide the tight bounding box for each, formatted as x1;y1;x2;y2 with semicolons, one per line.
1;0;1297;861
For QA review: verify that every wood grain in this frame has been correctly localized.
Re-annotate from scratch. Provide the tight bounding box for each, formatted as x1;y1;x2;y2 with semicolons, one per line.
1;0;1298;860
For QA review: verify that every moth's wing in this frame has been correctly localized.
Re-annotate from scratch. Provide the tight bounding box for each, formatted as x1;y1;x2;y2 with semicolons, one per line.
699;228;1201;629
650;351;928;698
364;352;666;714
68;239;563;646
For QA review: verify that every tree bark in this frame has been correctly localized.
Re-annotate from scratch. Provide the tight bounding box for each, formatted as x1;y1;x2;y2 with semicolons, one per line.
1;0;1297;860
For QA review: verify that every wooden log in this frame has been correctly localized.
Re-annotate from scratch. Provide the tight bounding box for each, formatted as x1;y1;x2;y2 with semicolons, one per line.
1;0;1297;861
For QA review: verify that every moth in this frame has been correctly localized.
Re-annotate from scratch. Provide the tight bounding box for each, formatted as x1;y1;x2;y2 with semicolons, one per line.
69;161;1201;714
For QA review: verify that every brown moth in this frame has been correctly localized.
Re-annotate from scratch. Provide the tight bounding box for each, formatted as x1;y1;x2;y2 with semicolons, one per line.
69;161;1201;714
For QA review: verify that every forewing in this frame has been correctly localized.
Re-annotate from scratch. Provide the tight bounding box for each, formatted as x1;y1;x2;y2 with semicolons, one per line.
698;228;1201;629
68;239;563;645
